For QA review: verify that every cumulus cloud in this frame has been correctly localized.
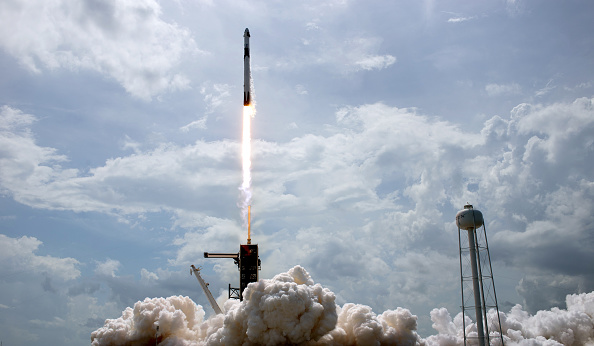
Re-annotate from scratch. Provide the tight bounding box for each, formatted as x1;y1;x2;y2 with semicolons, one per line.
0;105;36;129
0;106;70;206
95;259;121;278
2;96;594;317
0;234;80;280
0;0;197;99
171;217;243;267
0;105;240;216
141;268;159;284
253;98;593;311
486;98;594;261
0;234;119;344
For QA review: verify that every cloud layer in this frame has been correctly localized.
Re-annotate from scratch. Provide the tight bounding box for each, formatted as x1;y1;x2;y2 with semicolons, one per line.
2;96;594;317
0;0;196;99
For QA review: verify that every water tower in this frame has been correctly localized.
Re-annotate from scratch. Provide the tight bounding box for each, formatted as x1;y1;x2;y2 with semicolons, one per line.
456;204;505;345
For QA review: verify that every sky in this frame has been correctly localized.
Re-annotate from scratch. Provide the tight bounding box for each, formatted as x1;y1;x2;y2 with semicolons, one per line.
1;0;594;344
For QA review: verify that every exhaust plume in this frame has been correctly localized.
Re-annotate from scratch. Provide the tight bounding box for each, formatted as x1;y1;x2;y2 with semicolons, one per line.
91;266;422;345
425;291;594;345
91;266;594;345
239;104;254;228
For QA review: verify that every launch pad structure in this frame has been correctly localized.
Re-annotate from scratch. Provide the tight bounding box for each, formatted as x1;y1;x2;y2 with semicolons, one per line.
203;205;261;301
200;205;260;302
204;244;261;301
190;204;261;306
193;207;261;305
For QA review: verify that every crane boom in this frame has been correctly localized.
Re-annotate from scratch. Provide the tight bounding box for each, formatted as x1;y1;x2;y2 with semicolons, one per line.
190;265;222;315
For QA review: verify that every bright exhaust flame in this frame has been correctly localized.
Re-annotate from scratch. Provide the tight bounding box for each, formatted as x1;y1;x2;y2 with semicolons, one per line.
240;105;254;228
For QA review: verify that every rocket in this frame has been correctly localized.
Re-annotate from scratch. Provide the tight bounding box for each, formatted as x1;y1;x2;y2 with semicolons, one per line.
243;28;251;106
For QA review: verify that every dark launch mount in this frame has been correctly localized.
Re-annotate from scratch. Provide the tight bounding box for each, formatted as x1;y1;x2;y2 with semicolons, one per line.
204;244;261;300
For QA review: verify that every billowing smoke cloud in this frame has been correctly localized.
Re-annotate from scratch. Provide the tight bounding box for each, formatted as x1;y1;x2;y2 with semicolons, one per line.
91;265;594;345
90;295;207;345
425;291;594;345
91;266;422;345
206;266;337;345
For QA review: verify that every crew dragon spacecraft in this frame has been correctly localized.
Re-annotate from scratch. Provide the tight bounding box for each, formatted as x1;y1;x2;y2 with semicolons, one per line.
243;28;251;106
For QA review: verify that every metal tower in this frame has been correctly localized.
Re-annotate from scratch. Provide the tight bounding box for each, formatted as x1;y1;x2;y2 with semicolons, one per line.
190;265;223;314
456;204;505;346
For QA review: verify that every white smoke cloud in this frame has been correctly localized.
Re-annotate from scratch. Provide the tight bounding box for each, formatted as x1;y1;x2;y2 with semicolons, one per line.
91;265;594;345
426;291;594;345
91;266;422;345
90;295;207;345
206;266;337;345
322;304;420;345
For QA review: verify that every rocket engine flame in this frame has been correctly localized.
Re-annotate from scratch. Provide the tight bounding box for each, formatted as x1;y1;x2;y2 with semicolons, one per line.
240;105;254;228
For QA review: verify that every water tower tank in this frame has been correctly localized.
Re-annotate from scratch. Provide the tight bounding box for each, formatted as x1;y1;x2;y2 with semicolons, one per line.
456;204;484;230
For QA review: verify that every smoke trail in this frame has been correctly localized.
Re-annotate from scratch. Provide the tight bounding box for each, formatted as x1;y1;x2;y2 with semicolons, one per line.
239;104;254;228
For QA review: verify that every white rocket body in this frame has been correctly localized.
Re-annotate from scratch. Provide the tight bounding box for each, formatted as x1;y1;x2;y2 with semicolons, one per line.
243;28;251;106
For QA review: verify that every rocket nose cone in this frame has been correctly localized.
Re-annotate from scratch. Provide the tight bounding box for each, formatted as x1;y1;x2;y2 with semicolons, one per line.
244;28;250;37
